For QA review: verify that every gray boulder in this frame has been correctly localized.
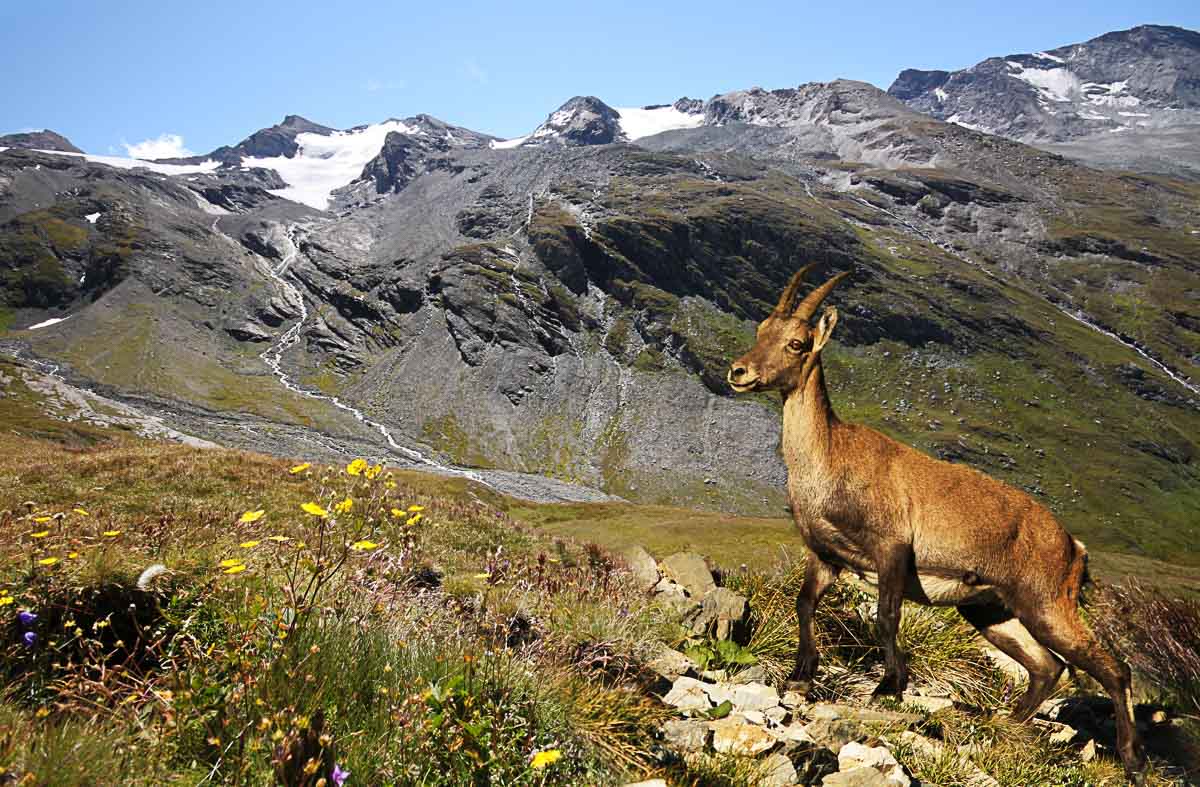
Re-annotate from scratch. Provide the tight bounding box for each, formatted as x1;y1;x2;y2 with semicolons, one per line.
624;545;660;591
660;552;716;599
690;586;749;640
662;719;708;753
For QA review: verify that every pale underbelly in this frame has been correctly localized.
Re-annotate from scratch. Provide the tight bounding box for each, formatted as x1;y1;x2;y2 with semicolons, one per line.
848;570;999;607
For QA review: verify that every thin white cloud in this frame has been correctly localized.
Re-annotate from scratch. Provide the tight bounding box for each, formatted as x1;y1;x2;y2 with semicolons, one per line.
462;59;489;85
123;133;193;160
365;78;406;92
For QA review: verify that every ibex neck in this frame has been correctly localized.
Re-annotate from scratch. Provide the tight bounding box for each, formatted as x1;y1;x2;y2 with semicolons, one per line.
781;362;836;469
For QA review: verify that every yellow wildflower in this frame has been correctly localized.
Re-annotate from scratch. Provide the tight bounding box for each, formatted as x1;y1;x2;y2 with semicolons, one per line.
391;508;406;518
406;514;422;527
350;540;378;551
0;597;13;606
385;480;396;489
238;510;265;524
289;462;311;474
73;508;89;516
267;535;291;543
334;497;353;515
32;516;51;523
223;564;248;575
530;749;562;769
346;458;369;477
365;463;383;480
67;552;79;559
30;531;50;539
102;530;122;537
219;558;244;568
473;573;491;580
301;503;328;518
38;557;60;566
408;504;425;512
239;540;261;549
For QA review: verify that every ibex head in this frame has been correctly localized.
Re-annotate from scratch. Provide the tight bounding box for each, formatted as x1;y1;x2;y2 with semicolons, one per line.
728;266;850;394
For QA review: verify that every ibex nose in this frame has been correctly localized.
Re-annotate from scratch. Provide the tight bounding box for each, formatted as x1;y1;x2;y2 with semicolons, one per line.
730;364;748;381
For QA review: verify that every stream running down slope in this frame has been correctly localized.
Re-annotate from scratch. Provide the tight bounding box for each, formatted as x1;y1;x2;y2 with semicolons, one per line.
243;220;619;503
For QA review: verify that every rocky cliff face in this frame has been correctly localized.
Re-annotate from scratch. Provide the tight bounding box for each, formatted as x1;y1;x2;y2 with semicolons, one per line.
3;40;1199;567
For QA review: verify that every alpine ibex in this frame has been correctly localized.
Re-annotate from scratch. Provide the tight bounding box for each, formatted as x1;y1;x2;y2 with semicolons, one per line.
728;266;1145;780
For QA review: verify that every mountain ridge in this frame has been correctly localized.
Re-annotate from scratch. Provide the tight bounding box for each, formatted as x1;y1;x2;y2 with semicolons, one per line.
2;24;1198;575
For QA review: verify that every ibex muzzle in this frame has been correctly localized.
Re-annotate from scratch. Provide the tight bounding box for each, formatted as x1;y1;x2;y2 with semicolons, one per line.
728;265;1147;781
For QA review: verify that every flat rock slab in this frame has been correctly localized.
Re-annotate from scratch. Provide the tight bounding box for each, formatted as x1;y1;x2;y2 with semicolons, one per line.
711;717;778;756
662;676;712;713
624;546;660;591
646;645;696;681
838;741;911;786
902;693;955;713
808;703;923;726
822;766;894;786
760;752;799;787
662;719;708;753
660;552;716;599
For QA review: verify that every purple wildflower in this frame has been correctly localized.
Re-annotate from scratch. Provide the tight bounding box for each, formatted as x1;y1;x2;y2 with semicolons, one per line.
17;610;36;628
23;631;36;648
331;764;350;786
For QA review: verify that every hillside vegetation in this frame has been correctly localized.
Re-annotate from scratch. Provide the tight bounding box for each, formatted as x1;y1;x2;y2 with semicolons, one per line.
0;360;1198;785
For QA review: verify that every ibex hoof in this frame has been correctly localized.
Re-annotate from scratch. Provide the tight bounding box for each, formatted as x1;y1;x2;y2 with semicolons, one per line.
870;675;907;701
783;678;813;696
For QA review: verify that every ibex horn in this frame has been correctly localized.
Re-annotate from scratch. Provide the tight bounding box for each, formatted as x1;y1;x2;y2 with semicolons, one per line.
793;270;851;320
773;263;818;315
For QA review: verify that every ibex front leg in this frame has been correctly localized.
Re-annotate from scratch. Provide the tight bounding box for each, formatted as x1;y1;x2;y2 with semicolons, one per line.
785;549;839;696
872;543;912;699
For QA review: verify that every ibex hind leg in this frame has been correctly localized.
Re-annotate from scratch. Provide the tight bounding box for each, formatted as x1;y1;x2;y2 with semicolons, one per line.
958;603;1064;721
1017;600;1147;782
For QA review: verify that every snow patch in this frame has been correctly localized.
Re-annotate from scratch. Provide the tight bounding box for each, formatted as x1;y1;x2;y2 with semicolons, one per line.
1082;81;1141;108
1006;64;1082;102
614;105;704;140
1033;51;1065;63
34;149;220;176
27;317;69;330
241;120;420;210
946;115;991;133
490;135;529;150
933;88;949;103
84;212;101;224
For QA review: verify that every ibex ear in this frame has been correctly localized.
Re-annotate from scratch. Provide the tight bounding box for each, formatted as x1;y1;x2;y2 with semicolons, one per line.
811;307;838;354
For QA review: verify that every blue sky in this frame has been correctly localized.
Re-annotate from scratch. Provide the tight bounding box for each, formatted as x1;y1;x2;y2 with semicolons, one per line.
2;0;1197;156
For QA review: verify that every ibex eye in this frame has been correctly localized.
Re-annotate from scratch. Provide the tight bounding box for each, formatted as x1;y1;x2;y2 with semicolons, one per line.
788;339;805;352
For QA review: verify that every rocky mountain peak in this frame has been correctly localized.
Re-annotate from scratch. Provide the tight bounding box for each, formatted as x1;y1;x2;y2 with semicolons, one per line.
522;95;625;146
0;129;83;154
887;23;1200;143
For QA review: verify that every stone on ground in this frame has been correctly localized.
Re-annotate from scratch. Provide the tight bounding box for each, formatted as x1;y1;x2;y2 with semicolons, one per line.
661;719;708;753
624;545;660;592
662;676;712;713
838;741;911;786
690;586;748;639
710;717;778;756
822;765;893;786
645;644;696;681
760;751;799;786
660;552;716;599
